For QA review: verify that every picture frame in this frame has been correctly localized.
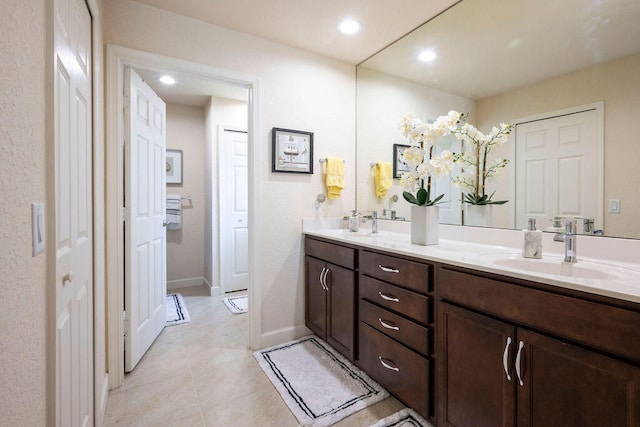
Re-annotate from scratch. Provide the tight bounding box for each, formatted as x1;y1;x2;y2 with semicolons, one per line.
393;144;411;179
166;149;183;185
272;127;314;174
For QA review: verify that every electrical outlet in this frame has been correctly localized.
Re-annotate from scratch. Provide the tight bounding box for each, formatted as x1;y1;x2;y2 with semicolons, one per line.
32;202;45;256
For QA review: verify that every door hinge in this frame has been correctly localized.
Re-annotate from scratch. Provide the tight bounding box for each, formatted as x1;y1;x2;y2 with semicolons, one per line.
122;207;130;222
122;310;129;336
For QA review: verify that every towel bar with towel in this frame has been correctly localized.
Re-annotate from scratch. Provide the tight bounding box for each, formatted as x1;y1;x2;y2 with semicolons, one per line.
166;194;182;230
319;158;345;164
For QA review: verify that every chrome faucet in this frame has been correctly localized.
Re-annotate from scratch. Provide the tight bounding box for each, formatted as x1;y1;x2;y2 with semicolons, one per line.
371;211;378;234
554;219;577;263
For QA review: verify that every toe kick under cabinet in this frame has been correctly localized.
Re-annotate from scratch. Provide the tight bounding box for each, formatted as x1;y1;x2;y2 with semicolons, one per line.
357;249;435;420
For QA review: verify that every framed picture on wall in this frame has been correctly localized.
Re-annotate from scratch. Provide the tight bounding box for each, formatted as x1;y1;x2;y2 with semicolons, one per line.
166;149;183;185
272;127;314;174
393;144;410;179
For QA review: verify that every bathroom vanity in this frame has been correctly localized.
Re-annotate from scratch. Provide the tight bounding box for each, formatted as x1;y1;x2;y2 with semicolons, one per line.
304;226;640;426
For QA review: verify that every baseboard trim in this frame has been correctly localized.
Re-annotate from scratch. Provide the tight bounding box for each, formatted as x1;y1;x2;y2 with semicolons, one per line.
97;373;109;426
203;276;219;296
167;277;205;291
257;325;313;350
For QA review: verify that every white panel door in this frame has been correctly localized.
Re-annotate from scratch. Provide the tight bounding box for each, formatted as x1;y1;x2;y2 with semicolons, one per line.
124;68;167;372
433;134;462;225
220;128;249;293
515;109;599;231
54;0;93;424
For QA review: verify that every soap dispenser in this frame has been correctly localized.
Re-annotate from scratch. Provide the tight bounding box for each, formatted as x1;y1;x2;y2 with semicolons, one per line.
522;218;542;259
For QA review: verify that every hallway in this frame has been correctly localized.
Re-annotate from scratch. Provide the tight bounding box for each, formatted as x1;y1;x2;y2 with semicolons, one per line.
103;286;403;426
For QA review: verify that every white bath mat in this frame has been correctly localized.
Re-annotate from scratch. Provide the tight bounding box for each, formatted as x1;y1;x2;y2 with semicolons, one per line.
254;336;389;427
166;293;190;326
369;408;433;427
223;295;248;314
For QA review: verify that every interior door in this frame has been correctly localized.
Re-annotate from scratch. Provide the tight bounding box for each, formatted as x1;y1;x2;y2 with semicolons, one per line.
219;128;249;293
124;67;167;371
54;0;93;424
433;134;462;225
515;109;600;231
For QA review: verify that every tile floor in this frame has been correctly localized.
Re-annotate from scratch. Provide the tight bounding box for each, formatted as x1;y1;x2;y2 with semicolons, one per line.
103;285;405;426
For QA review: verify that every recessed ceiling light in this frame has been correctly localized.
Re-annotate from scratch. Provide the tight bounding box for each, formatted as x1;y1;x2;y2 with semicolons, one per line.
418;50;437;62
339;19;361;35
159;75;176;85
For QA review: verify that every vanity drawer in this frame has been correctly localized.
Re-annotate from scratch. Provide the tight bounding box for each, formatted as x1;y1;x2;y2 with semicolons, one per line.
438;265;640;363
305;237;355;270
360;250;432;294
360;275;431;325
360;299;431;356
359;322;430;418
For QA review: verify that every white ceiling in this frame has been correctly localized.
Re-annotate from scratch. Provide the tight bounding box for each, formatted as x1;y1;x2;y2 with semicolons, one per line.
132;0;460;64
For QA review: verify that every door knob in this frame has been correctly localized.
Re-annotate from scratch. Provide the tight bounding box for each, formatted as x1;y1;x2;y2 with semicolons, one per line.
163;220;169;227
62;271;74;285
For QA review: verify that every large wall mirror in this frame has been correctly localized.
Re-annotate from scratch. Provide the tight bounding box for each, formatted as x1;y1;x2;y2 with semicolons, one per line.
356;0;640;239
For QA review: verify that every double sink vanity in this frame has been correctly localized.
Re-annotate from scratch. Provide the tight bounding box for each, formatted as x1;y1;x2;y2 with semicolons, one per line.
303;220;640;426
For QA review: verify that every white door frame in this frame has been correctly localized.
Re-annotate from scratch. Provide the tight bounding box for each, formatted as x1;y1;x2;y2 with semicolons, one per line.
105;45;262;388
508;102;604;230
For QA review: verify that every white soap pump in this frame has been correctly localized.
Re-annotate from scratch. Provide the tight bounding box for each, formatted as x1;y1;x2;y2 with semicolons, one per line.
522;218;542;259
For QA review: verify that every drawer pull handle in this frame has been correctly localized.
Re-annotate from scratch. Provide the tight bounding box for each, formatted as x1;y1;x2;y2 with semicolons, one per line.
502;336;512;381
378;318;400;331
515;340;525;387
378;356;400;372
378;292;399;303
322;268;329;291
378;265;400;273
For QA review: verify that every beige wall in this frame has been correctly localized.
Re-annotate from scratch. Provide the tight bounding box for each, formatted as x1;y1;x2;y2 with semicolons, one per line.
477;53;640;238
165;103;206;285
1;0;107;424
356;67;476;220
204;97;248;292
0;1;48;423
105;0;356;344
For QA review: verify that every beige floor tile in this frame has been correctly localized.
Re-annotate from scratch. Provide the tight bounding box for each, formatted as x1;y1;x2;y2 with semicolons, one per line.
202;387;298;427
104;372;201;426
104;285;403;427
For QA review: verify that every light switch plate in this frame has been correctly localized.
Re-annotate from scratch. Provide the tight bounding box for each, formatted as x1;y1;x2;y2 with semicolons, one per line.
608;199;621;214
32;202;45;256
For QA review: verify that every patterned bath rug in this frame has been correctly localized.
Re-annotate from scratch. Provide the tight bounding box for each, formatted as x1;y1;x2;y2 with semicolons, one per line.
254;335;389;427
369;408;433;427
166;293;190;326
223;295;248;314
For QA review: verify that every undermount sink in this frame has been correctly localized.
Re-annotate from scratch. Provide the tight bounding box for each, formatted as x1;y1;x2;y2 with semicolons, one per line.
483;254;622;280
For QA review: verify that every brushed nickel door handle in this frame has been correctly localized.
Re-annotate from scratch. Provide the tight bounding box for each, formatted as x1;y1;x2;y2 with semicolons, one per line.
378;356;400;372
378;265;400;273
515;340;525;386
503;336;513;381
378;292;399;302
378;318;400;331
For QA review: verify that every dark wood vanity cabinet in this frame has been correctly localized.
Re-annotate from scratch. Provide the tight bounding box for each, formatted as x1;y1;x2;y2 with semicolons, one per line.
357;249;434;420
437;265;640;427
304;237;357;361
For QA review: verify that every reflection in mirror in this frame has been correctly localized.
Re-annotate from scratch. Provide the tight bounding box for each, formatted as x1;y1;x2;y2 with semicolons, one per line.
356;0;640;239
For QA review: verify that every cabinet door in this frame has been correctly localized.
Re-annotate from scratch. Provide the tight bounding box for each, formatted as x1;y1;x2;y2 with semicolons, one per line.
438;302;516;427
517;329;640;427
305;256;327;338
327;262;356;360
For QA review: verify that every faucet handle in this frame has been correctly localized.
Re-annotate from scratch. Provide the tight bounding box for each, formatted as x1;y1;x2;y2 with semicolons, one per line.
565;219;577;234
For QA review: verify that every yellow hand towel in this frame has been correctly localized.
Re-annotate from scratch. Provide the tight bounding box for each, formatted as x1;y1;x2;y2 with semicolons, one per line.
375;161;393;198
325;157;344;199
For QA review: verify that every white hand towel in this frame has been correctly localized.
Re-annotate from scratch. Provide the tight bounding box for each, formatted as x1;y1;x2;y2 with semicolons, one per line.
166;194;182;230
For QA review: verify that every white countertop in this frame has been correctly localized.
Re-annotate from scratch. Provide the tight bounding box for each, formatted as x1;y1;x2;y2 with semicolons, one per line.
303;219;640;305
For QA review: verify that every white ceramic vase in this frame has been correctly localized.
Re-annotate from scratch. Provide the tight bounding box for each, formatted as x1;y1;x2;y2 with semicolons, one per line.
465;204;493;227
411;205;439;245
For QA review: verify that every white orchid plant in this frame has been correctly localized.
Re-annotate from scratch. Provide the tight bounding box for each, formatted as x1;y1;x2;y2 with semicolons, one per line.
452;119;513;205
398;111;461;206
